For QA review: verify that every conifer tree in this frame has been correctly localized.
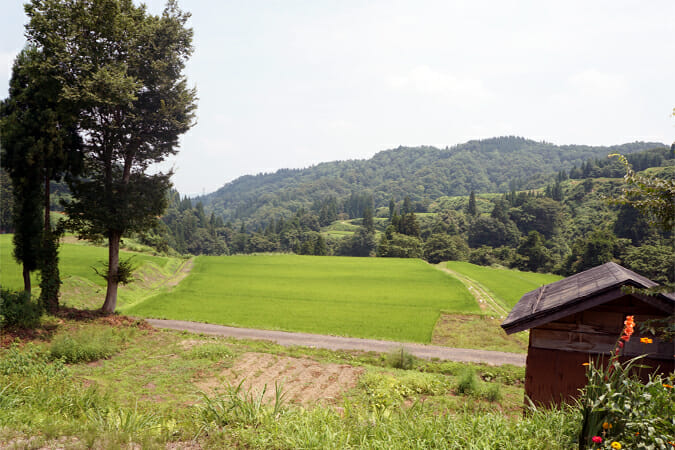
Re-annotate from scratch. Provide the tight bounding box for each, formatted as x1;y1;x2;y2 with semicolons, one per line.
0;46;81;310
467;190;477;216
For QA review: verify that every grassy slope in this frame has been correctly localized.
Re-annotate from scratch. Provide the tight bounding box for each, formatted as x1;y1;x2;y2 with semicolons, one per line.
127;255;479;343
445;261;563;308
2;319;571;449
0;234;184;309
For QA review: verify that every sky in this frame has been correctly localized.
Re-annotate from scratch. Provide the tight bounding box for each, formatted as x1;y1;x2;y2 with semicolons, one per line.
2;1;674;197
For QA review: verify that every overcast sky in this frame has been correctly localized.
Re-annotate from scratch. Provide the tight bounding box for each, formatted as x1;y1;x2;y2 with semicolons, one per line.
2;1;674;196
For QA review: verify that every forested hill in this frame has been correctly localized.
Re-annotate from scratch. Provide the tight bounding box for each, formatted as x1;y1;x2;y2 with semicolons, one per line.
197;137;664;223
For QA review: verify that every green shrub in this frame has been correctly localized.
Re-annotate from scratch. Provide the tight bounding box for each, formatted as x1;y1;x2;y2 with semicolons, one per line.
386;347;414;370
456;368;478;395
49;327;121;363
484;383;502;402
360;371;448;412
0;288;42;329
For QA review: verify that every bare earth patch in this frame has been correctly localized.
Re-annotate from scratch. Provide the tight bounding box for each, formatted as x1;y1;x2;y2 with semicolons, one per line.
196;352;364;406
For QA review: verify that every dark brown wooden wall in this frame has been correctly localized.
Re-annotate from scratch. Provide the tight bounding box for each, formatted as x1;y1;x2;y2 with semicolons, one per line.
524;295;674;406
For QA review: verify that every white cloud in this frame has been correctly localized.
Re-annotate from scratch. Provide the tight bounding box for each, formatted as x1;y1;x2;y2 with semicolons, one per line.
387;65;491;102
318;119;353;133
568;69;627;96
0;51;18;75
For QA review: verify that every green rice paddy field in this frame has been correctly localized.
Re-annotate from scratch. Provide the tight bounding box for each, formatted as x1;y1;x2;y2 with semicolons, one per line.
126;255;479;343
2;233;562;344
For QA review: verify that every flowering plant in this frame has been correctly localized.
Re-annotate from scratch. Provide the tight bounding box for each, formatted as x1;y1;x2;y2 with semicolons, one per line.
578;316;675;449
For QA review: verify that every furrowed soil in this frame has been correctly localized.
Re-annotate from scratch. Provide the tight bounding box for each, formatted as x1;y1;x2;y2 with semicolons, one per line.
196;352;364;406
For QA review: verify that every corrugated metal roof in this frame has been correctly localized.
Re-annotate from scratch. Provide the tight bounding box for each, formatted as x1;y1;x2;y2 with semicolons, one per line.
501;262;674;333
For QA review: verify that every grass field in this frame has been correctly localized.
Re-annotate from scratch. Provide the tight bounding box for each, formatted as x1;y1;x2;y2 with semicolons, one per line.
0;234;185;309
445;261;563;308
127;255;479;343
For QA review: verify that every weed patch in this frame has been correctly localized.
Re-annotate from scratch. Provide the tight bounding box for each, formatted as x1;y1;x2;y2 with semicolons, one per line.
0;289;42;329
48;327;130;363
385;346;415;370
456;368;479;395
184;343;235;361
198;380;285;430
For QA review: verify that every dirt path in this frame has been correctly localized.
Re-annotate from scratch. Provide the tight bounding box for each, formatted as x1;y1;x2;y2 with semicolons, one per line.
145;319;525;367
166;258;194;287
436;265;509;317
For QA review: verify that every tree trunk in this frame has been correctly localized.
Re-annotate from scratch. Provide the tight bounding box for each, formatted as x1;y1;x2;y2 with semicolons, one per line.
22;265;31;294
44;175;50;231
40;173;61;313
101;231;121;314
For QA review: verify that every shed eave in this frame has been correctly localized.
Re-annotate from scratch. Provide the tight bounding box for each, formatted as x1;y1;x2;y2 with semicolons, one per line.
501;282;675;335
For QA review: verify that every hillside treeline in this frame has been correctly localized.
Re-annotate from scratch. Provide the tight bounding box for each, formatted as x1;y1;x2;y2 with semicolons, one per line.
196;137;664;227
136;150;674;283
2;139;671;282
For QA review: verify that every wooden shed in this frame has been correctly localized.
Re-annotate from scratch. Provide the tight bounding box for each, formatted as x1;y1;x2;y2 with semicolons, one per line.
501;262;674;406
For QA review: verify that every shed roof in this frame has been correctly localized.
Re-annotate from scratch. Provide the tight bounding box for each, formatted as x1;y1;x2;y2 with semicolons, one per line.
501;262;675;334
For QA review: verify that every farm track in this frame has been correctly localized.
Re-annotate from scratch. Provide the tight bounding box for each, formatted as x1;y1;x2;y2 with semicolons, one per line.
436;265;509;317
144;318;526;367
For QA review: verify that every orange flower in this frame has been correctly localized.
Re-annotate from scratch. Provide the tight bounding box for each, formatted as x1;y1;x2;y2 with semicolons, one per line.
663;384;674;389
621;315;635;342
640;337;653;344
602;422;612;430
582;362;590;366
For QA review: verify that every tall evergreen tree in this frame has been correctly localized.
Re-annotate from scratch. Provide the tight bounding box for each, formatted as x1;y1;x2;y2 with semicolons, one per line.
0;46;81;310
362;206;375;234
467;190;477;216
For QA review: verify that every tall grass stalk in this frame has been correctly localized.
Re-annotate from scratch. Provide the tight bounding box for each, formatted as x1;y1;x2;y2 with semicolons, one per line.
198;380;286;431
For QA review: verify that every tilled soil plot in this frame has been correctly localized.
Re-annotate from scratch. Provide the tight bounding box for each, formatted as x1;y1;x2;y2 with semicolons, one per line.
198;352;364;406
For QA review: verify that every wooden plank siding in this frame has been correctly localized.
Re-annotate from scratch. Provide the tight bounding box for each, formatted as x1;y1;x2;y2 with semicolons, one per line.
524;347;673;406
525;296;674;406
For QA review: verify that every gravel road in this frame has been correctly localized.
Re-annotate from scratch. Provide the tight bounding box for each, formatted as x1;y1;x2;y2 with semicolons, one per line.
145;318;526;367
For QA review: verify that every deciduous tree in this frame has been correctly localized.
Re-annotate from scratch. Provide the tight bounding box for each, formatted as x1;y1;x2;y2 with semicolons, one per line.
24;0;197;313
609;153;675;232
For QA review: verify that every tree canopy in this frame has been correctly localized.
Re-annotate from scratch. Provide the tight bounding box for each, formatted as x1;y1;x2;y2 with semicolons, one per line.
23;0;197;313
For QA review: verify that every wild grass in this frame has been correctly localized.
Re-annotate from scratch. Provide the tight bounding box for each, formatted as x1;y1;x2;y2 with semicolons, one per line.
445;260;562;308
185;343;235;361
198;380;286;430
0;318;582;449
0;234;184;309
200;400;579;450
455;368;479;395
431;313;529;353
127;254;479;343
48;326;131;363
386;346;415;370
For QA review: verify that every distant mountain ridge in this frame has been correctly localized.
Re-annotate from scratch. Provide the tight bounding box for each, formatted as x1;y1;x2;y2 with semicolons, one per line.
197;136;665;223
